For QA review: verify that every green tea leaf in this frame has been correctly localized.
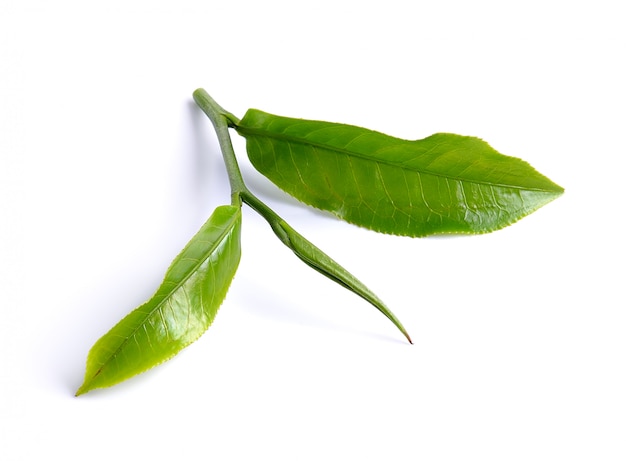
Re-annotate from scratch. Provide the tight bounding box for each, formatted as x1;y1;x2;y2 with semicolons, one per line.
266;213;411;343
76;205;242;395
235;109;564;237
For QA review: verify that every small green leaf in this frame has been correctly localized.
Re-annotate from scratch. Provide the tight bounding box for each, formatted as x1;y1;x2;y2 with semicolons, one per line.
76;205;242;395
235;109;564;237
268;215;411;343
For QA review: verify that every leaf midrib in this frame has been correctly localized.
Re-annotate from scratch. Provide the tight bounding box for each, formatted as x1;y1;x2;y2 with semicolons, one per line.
236;125;559;193
92;211;239;378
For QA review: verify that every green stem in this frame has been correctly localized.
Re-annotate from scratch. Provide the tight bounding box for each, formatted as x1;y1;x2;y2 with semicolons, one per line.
193;89;289;234
193;88;245;205
194;91;291;245
240;190;291;245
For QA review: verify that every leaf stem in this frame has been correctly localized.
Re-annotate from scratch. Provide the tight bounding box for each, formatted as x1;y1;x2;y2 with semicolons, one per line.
193;89;292;241
239;190;289;244
193;88;245;205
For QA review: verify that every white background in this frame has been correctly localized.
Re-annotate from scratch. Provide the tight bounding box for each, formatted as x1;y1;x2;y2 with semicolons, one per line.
1;1;624;459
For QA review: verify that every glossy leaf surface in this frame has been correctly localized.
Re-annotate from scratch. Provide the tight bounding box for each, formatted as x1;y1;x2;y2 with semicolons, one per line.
236;110;564;237
76;205;242;395
267;215;411;343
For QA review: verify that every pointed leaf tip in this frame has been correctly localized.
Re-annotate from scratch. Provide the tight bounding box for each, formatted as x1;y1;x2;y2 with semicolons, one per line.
272;218;412;343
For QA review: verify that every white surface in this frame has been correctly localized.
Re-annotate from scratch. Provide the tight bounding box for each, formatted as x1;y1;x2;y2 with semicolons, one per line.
1;1;624;459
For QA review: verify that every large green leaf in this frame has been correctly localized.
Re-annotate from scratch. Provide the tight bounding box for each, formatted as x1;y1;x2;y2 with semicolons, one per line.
235;110;564;237
76;205;242;395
